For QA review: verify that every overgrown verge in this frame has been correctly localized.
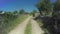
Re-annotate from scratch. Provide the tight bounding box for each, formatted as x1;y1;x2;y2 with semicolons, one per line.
6;15;28;33
0;13;28;34
25;20;32;34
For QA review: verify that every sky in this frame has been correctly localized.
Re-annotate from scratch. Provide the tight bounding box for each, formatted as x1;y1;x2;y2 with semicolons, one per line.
0;0;56;12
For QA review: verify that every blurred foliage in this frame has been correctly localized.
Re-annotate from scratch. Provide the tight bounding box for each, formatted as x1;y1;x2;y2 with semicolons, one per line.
36;0;52;16
0;11;28;34
29;10;38;15
0;12;18;34
53;0;60;15
36;0;60;34
19;9;26;14
13;11;18;14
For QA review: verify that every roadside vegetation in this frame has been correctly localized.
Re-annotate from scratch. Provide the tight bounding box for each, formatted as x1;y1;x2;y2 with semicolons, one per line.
5;15;28;34
0;9;29;34
36;0;60;34
25;20;32;34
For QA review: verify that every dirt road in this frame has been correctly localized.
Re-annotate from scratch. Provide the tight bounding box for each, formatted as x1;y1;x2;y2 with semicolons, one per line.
8;16;44;34
8;16;31;34
31;19;44;34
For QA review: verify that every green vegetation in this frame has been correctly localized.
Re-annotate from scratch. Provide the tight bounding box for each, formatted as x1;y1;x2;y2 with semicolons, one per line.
19;9;26;14
36;0;60;16
7;16;28;32
36;0;52;16
36;0;60;34
4;15;28;34
13;11;18;14
53;0;60;15
25;20;32;34
0;11;29;34
29;10;38;16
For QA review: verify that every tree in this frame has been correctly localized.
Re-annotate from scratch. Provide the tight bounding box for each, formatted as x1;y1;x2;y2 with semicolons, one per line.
13;11;18;14
36;0;52;16
29;10;37;15
53;0;60;15
19;9;26;14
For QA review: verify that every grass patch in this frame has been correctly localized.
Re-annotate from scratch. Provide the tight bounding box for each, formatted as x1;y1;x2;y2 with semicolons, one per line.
25;20;32;34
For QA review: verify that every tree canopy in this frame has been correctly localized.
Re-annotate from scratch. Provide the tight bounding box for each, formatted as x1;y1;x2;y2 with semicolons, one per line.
13;11;18;14
19;9;26;14
36;0;53;16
